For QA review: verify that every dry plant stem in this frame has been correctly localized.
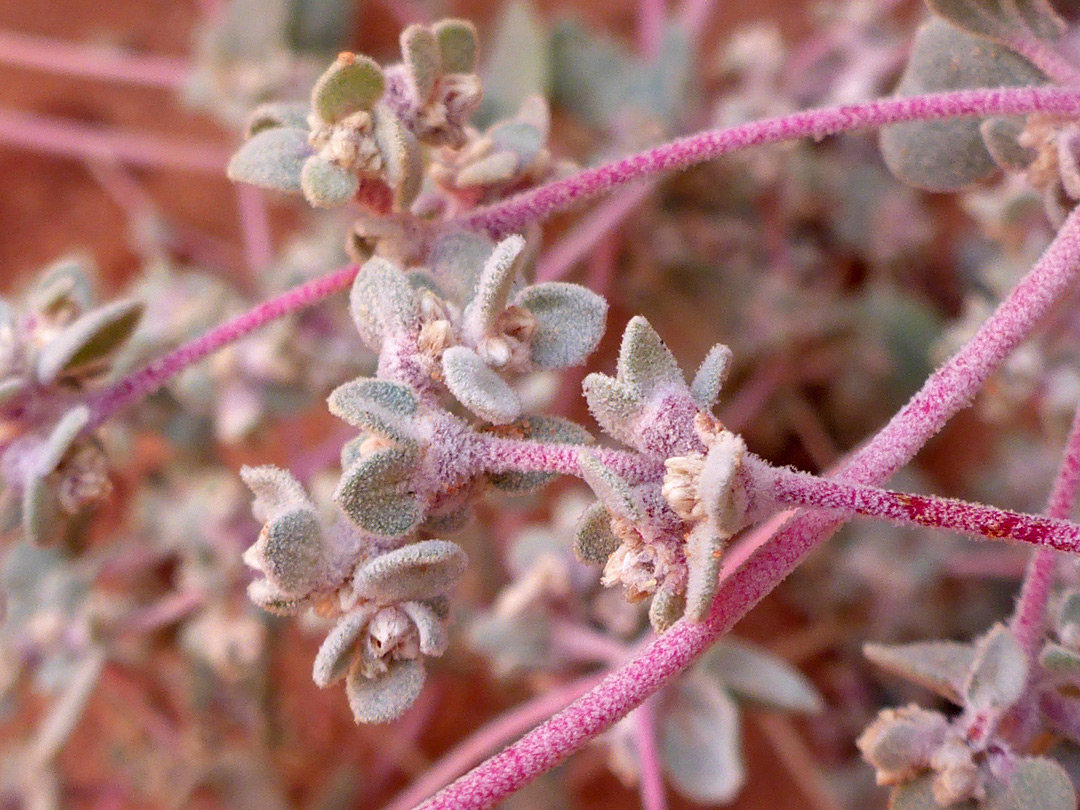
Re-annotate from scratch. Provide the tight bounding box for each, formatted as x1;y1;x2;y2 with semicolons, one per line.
0;29;190;89
535;182;654;282
85;265;360;429
380;674;602;810
0;107;230;173
762;463;1080;553
458;86;1080;237
1011;404;1080;656
633;697;668;810
414;199;1080;810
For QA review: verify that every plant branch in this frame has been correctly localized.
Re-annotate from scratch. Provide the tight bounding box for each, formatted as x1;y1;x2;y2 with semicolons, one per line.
456;86;1080;237
1011;403;1080;656
0;107;230;173
413;195;1080;810
633;697;668;810
84;265;359;430
474;434;666;483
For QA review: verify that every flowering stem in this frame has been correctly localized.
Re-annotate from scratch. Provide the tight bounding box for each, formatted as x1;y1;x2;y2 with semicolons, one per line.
0;107;230;173
456;86;1080;237
379;674;602;810
474;435;665;484
760;463;1080;552
633;697;668;810
413;194;1080;810
1011;404;1080;656
0;29;190;88
84;265;359;430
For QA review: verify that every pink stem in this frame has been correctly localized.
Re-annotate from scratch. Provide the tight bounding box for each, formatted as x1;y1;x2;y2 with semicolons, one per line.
675;0;717;48
637;0;666;59
633;697;668;810
535;182;653;282
456;86;1080;237
0;29;190;89
412;199;1080;810
1011;404;1080;656
379;674;602;810
550;620;630;667
84;265;359;430
475;435;665;483
236;184;274;275
761;462;1080;553
0;107;229;173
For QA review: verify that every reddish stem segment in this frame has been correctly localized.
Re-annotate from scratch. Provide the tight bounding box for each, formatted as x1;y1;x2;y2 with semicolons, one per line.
85;265;359;429
413;199;1080;810
1011;405;1080;656
457;87;1080;237
634;697;669;810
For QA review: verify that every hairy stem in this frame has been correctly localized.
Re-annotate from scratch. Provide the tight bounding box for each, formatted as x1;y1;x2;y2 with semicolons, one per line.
634;697;669;810
414;197;1080;810
380;674;602;810
760;462;1080;553
85;265;359;430
0;108;230;173
475;434;665;483
457;86;1080;237
1011;404;1080;656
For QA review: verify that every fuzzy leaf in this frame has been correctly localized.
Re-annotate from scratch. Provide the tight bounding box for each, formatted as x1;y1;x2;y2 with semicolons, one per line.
649;581;686;632
927;0;1065;43
704;639;823;713
454;152;520;187
964;623;1027;715
487;415;593;494
1039;642;1080;680
891;776;977;810
442;346;522;424
401;600;448;656
245;102;310;137
477;0;549;125
346;657;424;724
373;104;423;211
489;118;545;167
349;257;419;350
227;127;311;193
880;19;1045;192
980;117;1036;173
683;524;724;622
985;757;1076;810
36;299;143;384
241;465;310;522
582;373;641;447
402;24;441;103
31;256;94;316
691;344;733;410
516;282;607;369
22;474;59;546
428;230;496;303
351;539;468;604
617;316;683;394
698;431;749;537
311;53;385;122
37;406;90;475
327;379;418;446
333;447;422;538
864;640;975;703
464;235;527;341
300;155;359;207
313;604;377;686
255;508;325;595
661;672;744;804
435;19;478;74
577;452;642;522
857;706;949;781
573;502;620;564
247;579;307;615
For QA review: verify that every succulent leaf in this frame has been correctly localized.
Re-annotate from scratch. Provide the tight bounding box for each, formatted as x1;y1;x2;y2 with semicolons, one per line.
351;539;468;604
35;299;143;384
349;257;420;350
300;155;360;208
401;600;448;656
573;502;620;564
311;53;385;122
617;316;683;395
704;639;823;713
240;465;311;522
964;623;1027;714
401;24;441;103
345;657;425;724
227;127;312;193
463;235;527;341
984;756;1076;810
577;452;642;522
372;104;423;211
864;640;975;703
690;344;734;410
516;282;607;369
313;604;378;686
245;102;311;137
333;447;422;538
648;581;686;633
442;346;522;424
434;19;478;74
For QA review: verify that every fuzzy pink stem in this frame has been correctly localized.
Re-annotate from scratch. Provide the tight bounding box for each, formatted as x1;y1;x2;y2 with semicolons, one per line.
550;620;630;667
0;108;229;173
380;674;602;810
761;462;1080;553
633;697;668;810
1011;404;1080;655
236;184;274;275
0;29;190;88
413;201;1080;810
457;86;1080;237
535;182;654;282
85;265;359;429
475;435;665;483
637;0;666;59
